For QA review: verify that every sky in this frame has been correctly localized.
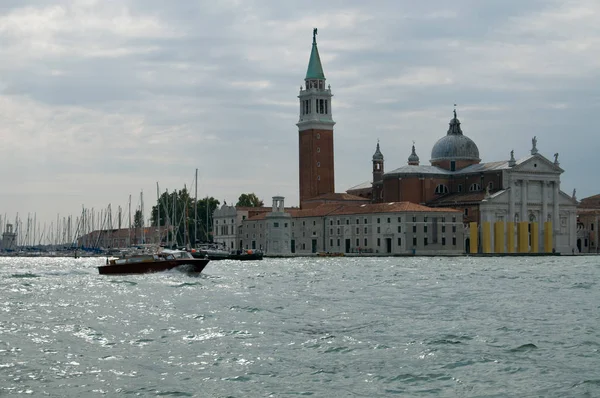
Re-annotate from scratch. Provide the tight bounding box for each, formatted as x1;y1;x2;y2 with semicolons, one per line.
1;0;598;233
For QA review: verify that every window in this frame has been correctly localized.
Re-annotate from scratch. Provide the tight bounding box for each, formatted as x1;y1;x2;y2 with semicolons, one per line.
442;217;446;223
397;226;402;233
424;237;428;246
364;218;368;224
397;217;402;222
442;226;446;233
377;218;381;224
337;228;340;234
330;239;333;247
274;222;279;228
356;228;359;234
488;181;494;190
356;219;359;224
458;184;463;193
412;225;417;233
313;221;316;226
592;224;595;231
412;216;417;222
316;133;320;139
451;161;456;171
346;219;350;225
469;183;481;192
424;217;428;222
397;237;402;246
330;229;333;235
337;220;340;225
364;227;368;233
377;238;381;246
303;221;306;226
356;238;359;246
424;226;428;233
452;237;456;246
413;237;417;246
452;226;456;233
329;220;333;226
387;218;391;223
317;175;320;181
464;208;469;216
452;216;456;223
325;100;328;114
317;162;320;167
317;147;321;153
442;237;446;246
435;184;449;194
377;227;381;233
337;239;340;246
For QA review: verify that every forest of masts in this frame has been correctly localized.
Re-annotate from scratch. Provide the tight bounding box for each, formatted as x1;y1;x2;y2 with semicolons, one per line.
2;170;220;250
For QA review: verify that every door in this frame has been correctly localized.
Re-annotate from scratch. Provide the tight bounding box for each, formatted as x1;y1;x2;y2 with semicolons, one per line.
291;239;295;253
311;239;317;253
386;238;392;253
345;239;351;253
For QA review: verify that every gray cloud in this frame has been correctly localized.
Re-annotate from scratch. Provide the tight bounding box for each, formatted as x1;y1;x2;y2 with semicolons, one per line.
1;0;597;227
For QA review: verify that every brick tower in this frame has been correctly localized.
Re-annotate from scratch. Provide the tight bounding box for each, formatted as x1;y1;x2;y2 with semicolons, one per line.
297;28;335;207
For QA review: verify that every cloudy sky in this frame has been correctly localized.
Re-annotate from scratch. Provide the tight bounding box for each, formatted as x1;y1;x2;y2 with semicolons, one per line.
1;0;598;232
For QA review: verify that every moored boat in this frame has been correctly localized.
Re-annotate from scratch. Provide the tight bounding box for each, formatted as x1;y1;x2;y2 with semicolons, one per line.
98;249;209;275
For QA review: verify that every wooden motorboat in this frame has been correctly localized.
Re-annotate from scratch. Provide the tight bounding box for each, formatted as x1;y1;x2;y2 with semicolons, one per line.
98;249;209;275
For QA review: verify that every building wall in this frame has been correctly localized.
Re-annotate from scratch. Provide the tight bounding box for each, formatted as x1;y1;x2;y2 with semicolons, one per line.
299;129;335;205
240;211;464;255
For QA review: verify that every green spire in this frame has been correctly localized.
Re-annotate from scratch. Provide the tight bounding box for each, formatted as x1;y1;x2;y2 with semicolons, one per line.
305;28;325;80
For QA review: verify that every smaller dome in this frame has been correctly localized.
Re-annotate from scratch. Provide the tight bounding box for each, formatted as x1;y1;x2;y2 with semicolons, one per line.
408;144;419;165
372;142;384;161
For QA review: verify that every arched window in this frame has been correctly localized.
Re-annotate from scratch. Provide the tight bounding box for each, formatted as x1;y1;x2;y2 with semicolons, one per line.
435;184;449;194
469;183;481;192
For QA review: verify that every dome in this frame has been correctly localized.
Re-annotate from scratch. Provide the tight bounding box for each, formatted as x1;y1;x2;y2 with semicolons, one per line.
372;142;384;161
408;144;419;165
430;111;480;162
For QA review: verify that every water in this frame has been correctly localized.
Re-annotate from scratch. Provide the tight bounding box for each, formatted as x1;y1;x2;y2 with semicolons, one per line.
1;256;599;397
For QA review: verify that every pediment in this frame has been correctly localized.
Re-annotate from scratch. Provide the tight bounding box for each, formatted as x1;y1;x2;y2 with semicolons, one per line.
511;154;563;174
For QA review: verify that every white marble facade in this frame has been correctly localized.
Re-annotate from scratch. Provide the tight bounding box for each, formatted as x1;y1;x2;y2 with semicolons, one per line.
479;152;577;254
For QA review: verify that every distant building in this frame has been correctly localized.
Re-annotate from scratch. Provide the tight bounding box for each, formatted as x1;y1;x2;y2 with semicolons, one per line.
0;224;17;251
76;226;170;248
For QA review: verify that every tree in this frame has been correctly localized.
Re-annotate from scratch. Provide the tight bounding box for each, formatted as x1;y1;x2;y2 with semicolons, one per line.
236;193;264;207
149;187;220;246
133;209;144;228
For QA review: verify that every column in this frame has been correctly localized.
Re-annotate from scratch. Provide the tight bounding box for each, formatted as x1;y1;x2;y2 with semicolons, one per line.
494;221;505;253
509;176;516;221
521;179;528;222
541;181;548;251
482;222;492;253
507;221;515;253
544;221;553;253
553;181;560;233
517;222;529;253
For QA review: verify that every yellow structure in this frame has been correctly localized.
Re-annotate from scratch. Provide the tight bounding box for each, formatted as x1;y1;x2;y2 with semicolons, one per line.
506;221;515;253
544;221;553;253
494;222;505;253
482;221;492;253
530;222;539;253
469;222;478;254
517;222;529;253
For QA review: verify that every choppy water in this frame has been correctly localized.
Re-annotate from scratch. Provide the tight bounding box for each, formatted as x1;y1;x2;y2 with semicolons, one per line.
1;256;599;397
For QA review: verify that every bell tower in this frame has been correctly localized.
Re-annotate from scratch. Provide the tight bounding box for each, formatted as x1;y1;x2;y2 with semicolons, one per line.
297;28;335;207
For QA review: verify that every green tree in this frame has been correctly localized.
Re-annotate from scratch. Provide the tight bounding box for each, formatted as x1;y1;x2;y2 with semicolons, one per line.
150;187;220;246
133;209;144;228
236;193;264;207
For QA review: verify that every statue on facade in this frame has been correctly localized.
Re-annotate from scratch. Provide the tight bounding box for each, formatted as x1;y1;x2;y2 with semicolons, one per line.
572;188;577;200
531;136;538;154
554;152;559;164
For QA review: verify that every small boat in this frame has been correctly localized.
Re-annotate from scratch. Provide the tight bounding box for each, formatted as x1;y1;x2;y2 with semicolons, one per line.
190;243;230;260
228;249;263;261
98;249;209;275
317;252;345;257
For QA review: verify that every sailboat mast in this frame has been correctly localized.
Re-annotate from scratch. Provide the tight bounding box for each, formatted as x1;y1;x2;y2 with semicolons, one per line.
156;182;160;246
194;168;198;248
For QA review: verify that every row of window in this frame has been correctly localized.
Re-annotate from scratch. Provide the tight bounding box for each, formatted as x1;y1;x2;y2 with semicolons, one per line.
301;99;329;115
434;182;495;195
322;236;458;248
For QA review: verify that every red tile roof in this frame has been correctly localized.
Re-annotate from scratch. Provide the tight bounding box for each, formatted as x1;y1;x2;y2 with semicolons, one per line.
247;201;459;221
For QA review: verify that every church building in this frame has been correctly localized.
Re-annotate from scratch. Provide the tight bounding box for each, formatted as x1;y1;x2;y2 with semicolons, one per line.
347;110;578;254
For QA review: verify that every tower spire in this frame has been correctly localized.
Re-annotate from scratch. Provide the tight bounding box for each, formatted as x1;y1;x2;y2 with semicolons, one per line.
306;28;325;80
